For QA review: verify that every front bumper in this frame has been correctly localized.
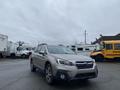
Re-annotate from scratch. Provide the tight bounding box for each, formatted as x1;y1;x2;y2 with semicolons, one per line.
53;64;98;80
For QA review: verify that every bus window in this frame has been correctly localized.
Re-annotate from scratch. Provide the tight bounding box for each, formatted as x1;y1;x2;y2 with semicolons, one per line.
114;44;120;50
105;44;113;50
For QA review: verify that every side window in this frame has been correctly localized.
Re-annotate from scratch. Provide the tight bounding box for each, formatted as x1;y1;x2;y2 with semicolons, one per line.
40;46;45;52
71;46;76;52
105;44;113;50
77;48;83;51
38;46;42;52
40;46;47;53
35;46;42;53
100;43;105;50
103;43;105;49
114;44;120;50
85;48;90;51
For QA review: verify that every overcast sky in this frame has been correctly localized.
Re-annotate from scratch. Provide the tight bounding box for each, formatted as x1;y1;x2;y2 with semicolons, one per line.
0;0;120;45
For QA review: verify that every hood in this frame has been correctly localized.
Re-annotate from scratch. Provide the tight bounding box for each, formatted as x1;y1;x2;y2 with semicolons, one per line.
51;54;93;62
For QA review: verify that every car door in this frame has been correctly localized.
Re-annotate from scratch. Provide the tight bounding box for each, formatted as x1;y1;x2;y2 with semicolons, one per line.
37;46;48;70
33;45;42;67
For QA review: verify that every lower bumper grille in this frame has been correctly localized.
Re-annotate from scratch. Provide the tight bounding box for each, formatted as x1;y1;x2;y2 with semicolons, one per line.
75;73;96;78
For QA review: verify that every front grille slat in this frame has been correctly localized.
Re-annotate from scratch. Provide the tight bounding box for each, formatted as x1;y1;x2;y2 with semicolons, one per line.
76;61;93;69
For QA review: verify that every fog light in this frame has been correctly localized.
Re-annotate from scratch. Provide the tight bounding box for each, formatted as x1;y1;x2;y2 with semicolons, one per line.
60;74;65;80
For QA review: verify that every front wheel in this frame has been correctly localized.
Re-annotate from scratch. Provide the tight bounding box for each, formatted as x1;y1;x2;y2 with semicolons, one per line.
45;64;54;85
21;54;26;58
30;62;36;72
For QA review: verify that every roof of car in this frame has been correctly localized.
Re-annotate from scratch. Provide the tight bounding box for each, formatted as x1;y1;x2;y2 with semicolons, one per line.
38;43;47;46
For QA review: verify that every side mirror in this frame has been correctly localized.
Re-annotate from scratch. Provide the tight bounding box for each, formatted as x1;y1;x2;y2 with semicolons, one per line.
39;51;47;56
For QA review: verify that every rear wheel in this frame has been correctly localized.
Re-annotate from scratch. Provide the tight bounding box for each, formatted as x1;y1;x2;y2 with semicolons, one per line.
45;63;54;85
95;54;104;62
114;58;120;62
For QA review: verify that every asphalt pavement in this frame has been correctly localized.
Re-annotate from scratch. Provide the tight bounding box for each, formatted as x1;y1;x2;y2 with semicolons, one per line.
0;59;120;90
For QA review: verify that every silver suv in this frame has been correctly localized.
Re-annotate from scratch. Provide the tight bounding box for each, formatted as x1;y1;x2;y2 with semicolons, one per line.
30;44;98;84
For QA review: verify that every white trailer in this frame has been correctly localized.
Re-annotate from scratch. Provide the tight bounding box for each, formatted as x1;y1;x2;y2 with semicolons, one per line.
67;44;97;56
0;34;8;58
7;41;32;58
7;41;18;57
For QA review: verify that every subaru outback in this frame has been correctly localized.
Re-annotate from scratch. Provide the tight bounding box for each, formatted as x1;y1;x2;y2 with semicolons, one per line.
30;44;98;84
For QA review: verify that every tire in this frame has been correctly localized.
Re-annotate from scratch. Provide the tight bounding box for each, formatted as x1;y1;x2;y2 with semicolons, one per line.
95;54;104;62
0;54;3;58
30;61;36;72
11;53;16;58
114;58;120;62
21;54;26;59
45;63;54;85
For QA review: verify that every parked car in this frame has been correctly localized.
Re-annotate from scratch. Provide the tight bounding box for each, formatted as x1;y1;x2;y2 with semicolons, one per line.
30;44;98;84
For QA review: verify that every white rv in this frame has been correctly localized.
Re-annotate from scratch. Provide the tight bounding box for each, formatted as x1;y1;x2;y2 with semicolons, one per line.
67;44;97;56
0;34;8;58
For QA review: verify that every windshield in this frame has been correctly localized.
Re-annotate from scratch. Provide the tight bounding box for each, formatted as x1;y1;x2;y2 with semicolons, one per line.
47;46;75;54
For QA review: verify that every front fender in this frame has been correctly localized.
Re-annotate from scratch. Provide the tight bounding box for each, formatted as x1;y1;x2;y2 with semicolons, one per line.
90;51;103;57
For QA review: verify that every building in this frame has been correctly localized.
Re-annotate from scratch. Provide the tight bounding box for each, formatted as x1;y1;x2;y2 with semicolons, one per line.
92;33;120;44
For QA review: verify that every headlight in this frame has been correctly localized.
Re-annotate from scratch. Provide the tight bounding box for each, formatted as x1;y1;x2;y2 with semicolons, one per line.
56;59;74;66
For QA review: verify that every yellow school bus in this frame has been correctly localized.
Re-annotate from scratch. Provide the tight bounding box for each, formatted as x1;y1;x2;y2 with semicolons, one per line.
90;40;120;61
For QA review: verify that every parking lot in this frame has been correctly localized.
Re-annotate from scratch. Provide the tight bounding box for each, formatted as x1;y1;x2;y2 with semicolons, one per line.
0;58;120;90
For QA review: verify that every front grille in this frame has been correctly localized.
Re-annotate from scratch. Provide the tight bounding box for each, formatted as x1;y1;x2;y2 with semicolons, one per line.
76;61;93;69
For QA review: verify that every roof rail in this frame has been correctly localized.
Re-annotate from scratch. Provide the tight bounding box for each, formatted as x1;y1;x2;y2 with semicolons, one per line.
58;44;64;46
38;43;47;46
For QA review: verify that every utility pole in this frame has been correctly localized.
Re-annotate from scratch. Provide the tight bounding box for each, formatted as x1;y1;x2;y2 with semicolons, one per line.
85;30;87;44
